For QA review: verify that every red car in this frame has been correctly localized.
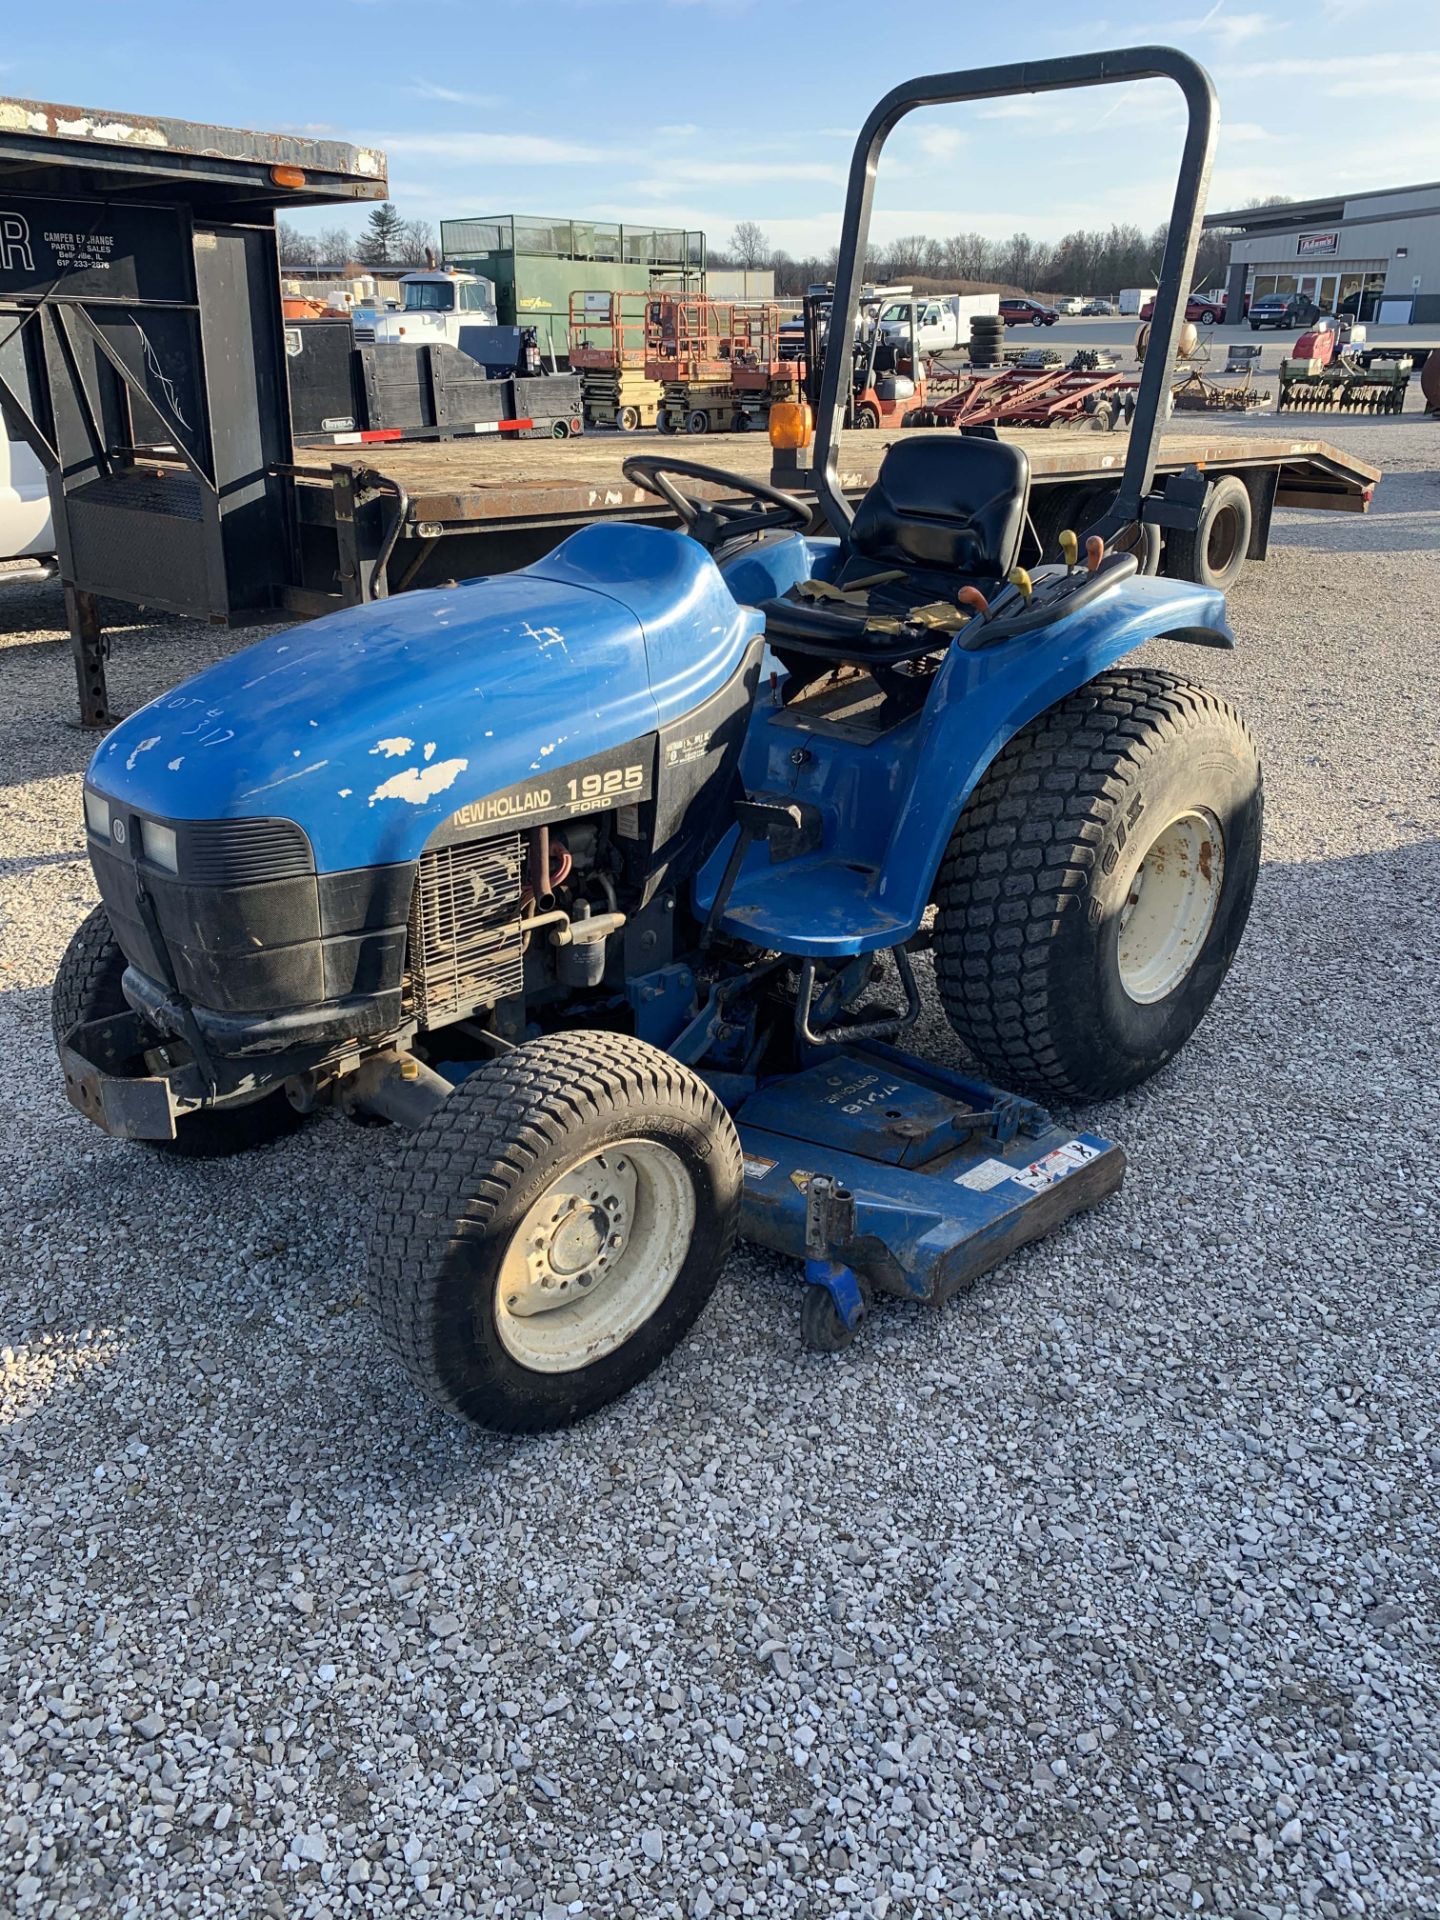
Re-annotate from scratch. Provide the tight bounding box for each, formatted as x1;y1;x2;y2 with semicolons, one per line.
999;297;1059;327
1139;293;1227;324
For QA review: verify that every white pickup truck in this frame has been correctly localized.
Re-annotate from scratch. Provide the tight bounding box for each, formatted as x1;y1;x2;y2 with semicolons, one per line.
876;292;1000;356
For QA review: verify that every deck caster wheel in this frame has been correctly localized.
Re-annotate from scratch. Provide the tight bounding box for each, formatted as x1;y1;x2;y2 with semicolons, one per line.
801;1285;860;1353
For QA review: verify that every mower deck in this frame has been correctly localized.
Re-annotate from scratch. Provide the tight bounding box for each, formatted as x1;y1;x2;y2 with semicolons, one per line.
732;1043;1125;1323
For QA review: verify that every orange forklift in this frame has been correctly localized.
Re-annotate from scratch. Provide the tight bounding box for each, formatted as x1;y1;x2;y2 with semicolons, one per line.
799;284;928;428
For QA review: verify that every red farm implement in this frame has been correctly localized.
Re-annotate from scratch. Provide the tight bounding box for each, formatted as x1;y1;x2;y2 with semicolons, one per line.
915;364;1139;432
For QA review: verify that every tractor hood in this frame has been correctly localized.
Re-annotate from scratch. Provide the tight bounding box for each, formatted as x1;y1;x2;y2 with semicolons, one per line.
88;525;759;874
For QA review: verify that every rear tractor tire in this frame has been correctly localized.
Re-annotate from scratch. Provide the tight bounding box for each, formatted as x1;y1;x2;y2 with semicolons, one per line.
367;1032;743;1433
933;669;1262;1102
51;906;309;1158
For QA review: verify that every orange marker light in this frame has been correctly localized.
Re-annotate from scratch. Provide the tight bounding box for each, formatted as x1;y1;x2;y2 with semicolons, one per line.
768;401;813;451
270;164;307;189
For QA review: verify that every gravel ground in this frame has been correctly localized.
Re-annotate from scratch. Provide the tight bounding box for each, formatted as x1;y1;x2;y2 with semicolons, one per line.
2;416;1438;1920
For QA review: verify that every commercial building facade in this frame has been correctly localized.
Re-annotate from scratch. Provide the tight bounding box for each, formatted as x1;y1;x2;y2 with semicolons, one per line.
1209;181;1440;324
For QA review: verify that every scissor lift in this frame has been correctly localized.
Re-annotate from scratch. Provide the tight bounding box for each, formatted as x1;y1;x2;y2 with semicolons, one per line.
567;292;663;431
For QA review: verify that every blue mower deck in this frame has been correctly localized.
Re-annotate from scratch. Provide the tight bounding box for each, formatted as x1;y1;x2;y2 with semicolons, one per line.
732;1044;1125;1309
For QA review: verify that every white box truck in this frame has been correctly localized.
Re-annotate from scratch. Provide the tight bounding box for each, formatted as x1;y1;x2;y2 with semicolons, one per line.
1118;287;1157;316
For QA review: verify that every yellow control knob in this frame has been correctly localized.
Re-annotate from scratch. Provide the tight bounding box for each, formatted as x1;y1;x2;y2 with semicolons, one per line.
1007;566;1034;603
1059;529;1078;569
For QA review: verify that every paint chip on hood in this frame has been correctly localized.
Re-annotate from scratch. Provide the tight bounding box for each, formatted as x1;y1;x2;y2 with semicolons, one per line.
368;758;468;807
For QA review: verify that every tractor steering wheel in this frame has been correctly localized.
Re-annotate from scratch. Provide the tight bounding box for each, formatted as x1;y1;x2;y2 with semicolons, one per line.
621;454;813;553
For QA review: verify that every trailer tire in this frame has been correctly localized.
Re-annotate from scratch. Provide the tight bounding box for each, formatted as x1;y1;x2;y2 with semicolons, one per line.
1163;473;1252;590
51;906;309;1158
367;1032;742;1432
933;668;1262;1101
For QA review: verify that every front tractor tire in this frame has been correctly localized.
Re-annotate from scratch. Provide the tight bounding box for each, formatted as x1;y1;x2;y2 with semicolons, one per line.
933;669;1262;1102
52;906;308;1158
367;1032;743;1433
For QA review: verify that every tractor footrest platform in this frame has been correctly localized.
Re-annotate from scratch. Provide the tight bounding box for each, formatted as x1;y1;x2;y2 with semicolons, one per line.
733;1046;1124;1306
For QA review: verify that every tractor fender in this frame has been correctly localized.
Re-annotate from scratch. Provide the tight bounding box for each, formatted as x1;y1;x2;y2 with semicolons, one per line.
872;572;1233;932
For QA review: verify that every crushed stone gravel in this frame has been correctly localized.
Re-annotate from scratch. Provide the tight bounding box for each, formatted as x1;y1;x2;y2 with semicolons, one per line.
1;415;1438;1919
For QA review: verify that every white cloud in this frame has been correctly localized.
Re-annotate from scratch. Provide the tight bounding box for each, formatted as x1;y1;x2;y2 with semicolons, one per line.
404;81;500;107
915;126;967;162
377;131;610;164
632;159;847;189
1172;5;1280;48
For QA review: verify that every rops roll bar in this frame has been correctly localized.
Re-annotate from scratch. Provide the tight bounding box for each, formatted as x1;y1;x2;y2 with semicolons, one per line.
811;46;1218;548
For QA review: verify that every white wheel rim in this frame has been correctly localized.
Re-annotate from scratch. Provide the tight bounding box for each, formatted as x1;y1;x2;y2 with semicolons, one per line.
494;1139;695;1374
1116;808;1225;1004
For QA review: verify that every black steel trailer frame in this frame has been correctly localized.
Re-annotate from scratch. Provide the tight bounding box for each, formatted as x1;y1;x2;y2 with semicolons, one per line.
0;96;386;724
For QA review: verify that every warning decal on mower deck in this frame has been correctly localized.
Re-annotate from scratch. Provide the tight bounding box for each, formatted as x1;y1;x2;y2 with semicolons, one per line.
742;1154;776;1181
954;1158;1014;1193
1009;1139;1102;1194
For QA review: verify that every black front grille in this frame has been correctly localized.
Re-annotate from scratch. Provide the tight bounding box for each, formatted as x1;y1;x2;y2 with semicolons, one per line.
179;818;315;885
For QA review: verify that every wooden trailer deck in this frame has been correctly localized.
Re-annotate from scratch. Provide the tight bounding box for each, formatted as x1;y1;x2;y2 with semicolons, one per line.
327;424;1379;541
288;422;1377;607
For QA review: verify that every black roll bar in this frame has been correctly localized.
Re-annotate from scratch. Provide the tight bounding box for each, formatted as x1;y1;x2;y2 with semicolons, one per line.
811;46;1218;546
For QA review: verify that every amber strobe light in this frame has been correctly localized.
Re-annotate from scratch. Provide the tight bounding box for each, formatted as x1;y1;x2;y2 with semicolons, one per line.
270;164;307;189
768;401;813;451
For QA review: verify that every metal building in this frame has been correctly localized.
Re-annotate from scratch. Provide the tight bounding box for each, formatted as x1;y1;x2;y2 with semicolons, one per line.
1209;181;1440;324
438;216;705;356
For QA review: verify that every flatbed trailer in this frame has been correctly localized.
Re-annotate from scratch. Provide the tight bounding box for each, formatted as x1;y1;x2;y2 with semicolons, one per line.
0;90;1382;723
290;423;1380;607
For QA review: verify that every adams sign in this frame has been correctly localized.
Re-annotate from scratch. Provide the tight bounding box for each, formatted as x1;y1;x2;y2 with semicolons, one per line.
1297;231;1340;257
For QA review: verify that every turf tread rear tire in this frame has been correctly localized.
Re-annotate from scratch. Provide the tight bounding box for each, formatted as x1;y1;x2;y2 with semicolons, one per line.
933;668;1261;1101
367;1031;743;1432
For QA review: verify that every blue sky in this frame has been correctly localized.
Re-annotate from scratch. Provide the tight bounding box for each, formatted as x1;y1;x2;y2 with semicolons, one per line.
5;1;1437;256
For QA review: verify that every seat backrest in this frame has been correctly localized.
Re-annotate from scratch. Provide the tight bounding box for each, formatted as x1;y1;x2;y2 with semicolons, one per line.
848;436;1030;582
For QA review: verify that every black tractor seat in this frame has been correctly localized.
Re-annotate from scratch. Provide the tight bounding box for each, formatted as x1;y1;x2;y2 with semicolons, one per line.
760;436;1030;664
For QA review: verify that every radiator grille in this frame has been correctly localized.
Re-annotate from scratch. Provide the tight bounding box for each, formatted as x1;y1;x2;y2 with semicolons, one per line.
407;833;524;1025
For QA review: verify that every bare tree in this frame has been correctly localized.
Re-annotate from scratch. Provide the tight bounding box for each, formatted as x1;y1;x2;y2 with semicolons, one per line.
398;217;437;265
312;226;359;269
730;220;771;270
277;220;313;266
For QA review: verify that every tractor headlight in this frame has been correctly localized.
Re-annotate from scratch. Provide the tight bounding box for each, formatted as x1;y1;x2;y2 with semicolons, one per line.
141;820;179;873
84;790;110;838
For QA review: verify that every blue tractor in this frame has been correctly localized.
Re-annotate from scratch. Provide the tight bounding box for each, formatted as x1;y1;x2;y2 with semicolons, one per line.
54;50;1262;1431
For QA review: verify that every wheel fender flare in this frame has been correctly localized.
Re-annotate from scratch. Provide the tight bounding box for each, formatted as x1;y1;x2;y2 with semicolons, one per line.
876;574;1233;929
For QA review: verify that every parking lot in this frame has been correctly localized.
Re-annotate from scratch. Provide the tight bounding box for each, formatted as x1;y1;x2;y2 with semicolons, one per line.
2;409;1438;1919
